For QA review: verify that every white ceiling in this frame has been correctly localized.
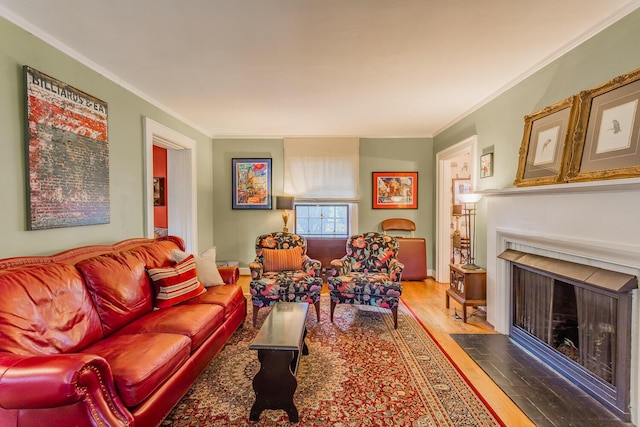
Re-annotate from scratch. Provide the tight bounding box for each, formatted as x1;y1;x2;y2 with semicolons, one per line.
1;0;639;138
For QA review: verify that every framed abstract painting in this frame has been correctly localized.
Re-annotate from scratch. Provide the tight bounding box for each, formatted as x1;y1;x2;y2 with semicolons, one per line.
232;158;272;209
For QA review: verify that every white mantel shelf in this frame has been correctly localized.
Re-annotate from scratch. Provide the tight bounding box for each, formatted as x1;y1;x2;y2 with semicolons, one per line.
481;177;640;197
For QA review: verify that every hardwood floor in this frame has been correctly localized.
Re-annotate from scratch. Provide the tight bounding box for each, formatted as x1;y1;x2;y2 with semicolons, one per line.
238;276;534;426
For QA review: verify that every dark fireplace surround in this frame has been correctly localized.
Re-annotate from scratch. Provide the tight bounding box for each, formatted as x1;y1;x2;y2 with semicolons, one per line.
500;249;638;421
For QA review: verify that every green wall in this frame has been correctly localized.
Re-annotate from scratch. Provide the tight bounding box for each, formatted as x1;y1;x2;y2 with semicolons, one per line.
212;137;435;269
211;138;285;265
4;7;637;271
359;138;434;244
0;15;435;268
0;17;213;257
434;9;640;268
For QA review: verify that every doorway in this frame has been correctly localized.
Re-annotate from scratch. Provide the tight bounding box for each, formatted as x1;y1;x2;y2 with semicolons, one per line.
435;135;477;283
144;117;198;252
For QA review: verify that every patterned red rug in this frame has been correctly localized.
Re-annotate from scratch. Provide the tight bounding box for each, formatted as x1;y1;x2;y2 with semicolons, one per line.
162;297;504;426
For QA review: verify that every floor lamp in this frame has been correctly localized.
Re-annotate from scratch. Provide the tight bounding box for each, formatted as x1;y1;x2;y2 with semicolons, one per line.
457;193;482;270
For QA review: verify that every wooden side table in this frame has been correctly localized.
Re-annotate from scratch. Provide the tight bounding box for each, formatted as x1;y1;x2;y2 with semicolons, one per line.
446;263;486;323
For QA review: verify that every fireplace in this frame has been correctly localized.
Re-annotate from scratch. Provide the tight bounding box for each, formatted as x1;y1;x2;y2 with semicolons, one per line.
483;179;640;424
500;249;637;420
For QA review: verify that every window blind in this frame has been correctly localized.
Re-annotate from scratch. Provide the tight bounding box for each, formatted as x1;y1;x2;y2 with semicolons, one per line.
283;138;360;202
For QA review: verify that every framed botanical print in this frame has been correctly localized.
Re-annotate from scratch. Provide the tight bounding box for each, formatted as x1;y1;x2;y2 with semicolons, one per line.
514;96;578;187
567;67;640;182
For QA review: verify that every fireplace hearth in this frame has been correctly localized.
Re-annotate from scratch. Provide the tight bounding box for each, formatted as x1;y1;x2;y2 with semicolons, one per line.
500;249;637;421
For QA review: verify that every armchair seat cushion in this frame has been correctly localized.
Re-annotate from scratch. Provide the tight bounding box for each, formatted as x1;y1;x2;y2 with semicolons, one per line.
251;271;323;308
327;273;402;309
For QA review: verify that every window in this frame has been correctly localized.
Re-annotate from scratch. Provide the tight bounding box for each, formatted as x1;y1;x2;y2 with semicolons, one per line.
295;203;349;237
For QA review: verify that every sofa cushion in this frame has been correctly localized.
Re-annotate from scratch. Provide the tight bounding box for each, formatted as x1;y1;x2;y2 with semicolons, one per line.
147;254;207;308
0;263;103;355
172;248;225;287
128;240;178;269
184;283;246;320
81;332;191;407
262;246;303;271
77;252;153;335
114;303;224;350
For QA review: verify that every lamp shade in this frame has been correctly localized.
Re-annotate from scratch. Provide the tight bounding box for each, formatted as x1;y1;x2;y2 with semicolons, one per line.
458;193;482;204
276;196;294;210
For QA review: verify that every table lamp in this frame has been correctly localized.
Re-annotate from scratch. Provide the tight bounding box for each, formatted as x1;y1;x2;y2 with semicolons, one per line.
276;196;295;232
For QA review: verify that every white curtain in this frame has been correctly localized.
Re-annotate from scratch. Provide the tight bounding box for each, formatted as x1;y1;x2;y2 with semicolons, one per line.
283;138;360;201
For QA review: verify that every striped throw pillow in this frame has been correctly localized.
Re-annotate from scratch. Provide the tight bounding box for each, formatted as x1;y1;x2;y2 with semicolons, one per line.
262;246;303;271
147;254;206;308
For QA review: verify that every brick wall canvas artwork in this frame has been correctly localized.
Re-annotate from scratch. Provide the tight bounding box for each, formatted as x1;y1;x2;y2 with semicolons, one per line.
24;66;109;230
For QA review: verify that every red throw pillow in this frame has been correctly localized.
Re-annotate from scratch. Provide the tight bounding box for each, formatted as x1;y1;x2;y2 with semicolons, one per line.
147;254;206;308
262;246;303;271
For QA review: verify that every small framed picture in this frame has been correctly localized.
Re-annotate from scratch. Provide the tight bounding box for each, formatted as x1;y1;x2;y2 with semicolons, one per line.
153;177;165;206
452;178;471;204
480;153;493;178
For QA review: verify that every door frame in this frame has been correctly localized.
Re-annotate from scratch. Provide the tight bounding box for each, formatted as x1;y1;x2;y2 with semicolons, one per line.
435;135;477;282
143;117;198;252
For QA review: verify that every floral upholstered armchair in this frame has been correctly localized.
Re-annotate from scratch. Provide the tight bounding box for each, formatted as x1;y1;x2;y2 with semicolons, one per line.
249;232;323;326
327;232;404;328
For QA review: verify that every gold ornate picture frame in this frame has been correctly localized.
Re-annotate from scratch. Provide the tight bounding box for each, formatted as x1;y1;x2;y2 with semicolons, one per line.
514;96;578;187
567;67;640;182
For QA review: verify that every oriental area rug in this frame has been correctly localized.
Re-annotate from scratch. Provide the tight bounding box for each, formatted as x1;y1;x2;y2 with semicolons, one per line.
162;297;504;426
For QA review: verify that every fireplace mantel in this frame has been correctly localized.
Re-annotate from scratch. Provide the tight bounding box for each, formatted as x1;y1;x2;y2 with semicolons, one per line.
481;177;640;197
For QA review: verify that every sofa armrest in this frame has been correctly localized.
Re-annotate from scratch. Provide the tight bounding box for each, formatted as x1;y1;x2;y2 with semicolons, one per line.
0;353;133;426
218;266;239;284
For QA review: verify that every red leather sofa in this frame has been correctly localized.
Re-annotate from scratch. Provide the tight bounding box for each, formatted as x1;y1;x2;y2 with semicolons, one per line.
0;236;246;427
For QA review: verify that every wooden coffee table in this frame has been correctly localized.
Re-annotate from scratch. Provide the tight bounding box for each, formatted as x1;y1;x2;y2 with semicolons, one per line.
249;302;309;423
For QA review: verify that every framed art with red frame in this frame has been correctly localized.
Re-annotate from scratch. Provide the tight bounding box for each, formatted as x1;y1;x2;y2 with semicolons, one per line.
372;172;418;209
